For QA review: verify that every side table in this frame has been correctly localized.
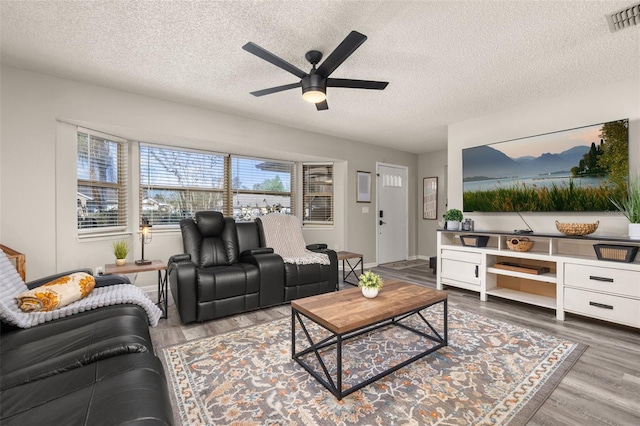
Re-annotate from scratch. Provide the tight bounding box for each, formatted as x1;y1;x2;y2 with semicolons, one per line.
104;260;168;319
335;251;363;288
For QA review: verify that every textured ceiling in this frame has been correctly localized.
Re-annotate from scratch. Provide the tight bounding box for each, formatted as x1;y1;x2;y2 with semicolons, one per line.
1;1;638;154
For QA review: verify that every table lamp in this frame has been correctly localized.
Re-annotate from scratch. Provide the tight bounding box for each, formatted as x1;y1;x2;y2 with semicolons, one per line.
135;218;152;265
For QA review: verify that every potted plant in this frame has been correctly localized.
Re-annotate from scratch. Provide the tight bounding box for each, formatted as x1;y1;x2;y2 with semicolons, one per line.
111;240;130;266
610;174;640;240
444;208;463;231
358;271;383;298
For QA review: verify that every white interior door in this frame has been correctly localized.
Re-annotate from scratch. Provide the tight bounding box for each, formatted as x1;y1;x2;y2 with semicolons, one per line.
377;163;408;264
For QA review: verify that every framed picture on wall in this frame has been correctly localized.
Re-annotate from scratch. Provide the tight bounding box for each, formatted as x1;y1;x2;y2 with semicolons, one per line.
356;171;371;203
423;177;438;219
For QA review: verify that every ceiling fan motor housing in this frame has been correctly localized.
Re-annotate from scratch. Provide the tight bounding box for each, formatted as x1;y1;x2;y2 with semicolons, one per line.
302;74;326;95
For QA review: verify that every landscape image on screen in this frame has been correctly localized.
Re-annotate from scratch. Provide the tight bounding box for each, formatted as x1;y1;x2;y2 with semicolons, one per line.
462;119;629;212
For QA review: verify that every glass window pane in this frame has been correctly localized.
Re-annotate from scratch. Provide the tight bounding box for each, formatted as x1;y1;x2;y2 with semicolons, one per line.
303;164;333;225
77;130;127;232
140;144;226;225
231;156;293;221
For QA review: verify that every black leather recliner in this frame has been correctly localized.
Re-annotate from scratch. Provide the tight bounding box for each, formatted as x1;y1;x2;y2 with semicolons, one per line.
169;211;338;324
253;218;338;301
168;211;285;323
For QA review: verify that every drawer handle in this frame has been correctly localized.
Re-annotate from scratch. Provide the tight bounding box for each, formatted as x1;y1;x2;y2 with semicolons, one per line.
589;301;613;310
589;275;614;283
475;265;479;278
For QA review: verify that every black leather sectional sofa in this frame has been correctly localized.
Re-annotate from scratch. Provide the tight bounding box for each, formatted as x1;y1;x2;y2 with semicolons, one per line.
0;272;173;425
168;211;338;324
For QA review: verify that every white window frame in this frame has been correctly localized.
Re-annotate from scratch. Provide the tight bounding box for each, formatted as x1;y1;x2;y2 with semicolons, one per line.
302;162;334;226
76;127;128;235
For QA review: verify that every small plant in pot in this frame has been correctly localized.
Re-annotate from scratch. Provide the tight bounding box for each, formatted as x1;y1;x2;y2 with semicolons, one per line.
444;208;463;231
112;240;130;266
358;271;383;298
610;174;640;240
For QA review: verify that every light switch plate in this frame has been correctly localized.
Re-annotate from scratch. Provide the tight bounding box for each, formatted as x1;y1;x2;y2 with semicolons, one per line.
362;206;369;214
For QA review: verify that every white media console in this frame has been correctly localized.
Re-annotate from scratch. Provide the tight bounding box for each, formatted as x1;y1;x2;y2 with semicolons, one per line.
436;229;640;328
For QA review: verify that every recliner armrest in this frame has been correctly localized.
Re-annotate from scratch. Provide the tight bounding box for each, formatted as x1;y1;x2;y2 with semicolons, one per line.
167;257;198;324
168;253;191;264
94;274;131;288
241;248;274;256
306;243;328;251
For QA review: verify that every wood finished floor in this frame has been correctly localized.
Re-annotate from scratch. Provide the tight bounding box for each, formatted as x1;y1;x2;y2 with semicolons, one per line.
150;261;640;426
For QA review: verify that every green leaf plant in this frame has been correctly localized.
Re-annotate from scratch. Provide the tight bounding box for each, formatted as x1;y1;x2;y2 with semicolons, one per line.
610;174;640;224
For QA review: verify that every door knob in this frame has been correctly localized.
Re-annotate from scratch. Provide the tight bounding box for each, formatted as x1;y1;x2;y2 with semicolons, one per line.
379;220;386;225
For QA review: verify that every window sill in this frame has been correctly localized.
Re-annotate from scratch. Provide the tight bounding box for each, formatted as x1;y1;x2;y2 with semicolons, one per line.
77;230;132;241
303;224;335;230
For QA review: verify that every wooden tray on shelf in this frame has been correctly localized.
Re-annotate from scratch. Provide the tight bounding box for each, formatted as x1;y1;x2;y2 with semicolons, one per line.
493;262;550;275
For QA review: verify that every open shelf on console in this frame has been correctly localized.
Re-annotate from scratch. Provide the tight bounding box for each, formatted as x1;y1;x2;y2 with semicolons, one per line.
485;288;556;310
486;266;557;283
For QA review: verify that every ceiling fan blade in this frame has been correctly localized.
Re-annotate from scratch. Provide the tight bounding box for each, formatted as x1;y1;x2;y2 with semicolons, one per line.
315;100;329;111
250;82;301;97
327;78;388;90
242;42;307;79
316;31;367;78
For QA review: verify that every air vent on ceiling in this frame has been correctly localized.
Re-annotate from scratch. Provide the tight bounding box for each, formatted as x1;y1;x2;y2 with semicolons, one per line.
606;3;640;32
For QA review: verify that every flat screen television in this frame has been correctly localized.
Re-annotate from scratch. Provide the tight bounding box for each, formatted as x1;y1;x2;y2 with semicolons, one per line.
462;119;629;212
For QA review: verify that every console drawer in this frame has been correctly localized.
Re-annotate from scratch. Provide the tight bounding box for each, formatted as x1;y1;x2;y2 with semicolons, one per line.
564;287;640;328
440;249;482;264
564;263;640;298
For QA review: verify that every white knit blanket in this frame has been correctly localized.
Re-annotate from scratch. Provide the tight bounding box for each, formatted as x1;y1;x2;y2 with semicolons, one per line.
1;250;162;328
259;214;330;265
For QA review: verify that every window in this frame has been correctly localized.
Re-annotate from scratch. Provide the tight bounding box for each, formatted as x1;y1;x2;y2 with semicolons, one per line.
231;156;293;221
77;129;128;231
139;144;227;225
302;163;333;225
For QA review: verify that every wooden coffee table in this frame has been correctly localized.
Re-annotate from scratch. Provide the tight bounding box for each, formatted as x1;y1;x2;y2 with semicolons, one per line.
291;280;448;399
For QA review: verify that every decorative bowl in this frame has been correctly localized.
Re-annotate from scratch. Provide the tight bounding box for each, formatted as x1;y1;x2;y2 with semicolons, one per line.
507;237;534;252
555;220;599;236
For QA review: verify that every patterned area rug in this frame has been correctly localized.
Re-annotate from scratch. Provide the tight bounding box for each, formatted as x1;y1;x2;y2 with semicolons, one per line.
164;306;585;425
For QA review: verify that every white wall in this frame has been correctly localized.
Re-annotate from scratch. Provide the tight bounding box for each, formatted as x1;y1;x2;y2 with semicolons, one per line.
448;77;640;236
0;66;418;282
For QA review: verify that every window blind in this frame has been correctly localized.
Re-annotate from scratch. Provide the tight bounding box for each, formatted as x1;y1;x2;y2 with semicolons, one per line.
77;128;128;231
140;144;227;225
231;156;293;221
302;163;334;225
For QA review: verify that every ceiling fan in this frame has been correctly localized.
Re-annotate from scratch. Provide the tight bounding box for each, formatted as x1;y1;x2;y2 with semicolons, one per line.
242;30;388;111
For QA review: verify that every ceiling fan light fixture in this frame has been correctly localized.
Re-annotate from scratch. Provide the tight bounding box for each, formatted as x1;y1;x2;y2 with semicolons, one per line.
301;73;326;103
302;89;326;103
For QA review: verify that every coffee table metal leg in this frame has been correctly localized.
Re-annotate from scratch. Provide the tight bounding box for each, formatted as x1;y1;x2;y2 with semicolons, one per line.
292;310;339;397
336;334;343;399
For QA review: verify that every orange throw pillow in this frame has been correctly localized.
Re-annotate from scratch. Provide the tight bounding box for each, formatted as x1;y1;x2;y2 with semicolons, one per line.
15;272;96;312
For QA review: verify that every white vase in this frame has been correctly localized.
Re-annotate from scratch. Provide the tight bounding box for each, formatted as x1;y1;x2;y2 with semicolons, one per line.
361;287;379;298
115;258;126;266
629;223;640;240
446;220;460;231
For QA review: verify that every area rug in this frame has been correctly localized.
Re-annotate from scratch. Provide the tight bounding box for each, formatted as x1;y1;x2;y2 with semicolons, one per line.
163;306;585;425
